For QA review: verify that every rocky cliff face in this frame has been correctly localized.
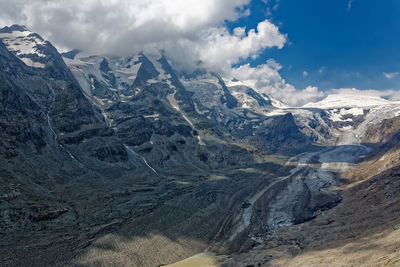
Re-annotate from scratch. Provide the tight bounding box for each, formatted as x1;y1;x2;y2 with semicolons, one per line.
345;115;400;183
65;51;313;174
363;115;400;144
65;53;256;174
249;113;310;154
0;26;161;240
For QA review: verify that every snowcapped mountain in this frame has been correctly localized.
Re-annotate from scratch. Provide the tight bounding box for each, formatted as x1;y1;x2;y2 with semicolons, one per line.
62;51;259;172
303;93;397;109
64;51;283;112
296;94;400;145
2;24;398;153
0;25;47;68
64;53;144;99
61;48;400;151
62;51;311;155
0;24;68;71
223;78;288;109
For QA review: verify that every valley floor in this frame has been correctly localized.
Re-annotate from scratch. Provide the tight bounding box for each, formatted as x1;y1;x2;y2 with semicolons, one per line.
0;159;289;267
231;166;400;267
4;146;400;267
164;146;400;267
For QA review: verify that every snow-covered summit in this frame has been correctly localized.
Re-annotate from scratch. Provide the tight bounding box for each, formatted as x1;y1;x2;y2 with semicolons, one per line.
303;94;396;109
0;25;48;68
223;77;287;109
63;52;144;97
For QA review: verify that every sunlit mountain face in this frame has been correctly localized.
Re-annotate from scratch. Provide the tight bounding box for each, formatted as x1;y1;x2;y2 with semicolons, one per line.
1;1;400;266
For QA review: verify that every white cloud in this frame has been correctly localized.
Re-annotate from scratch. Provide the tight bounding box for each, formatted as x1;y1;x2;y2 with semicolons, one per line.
228;63;400;107
229;60;324;106
318;66;326;74
194;20;286;72
0;0;288;73
383;72;399;79
303;71;308;77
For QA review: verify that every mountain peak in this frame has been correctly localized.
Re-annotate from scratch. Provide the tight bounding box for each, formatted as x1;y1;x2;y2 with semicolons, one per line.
0;24;30;34
0;24;48;68
303;93;395;109
61;49;81;60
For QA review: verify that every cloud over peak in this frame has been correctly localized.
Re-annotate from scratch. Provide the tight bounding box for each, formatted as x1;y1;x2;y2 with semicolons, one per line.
1;0;328;107
0;0;287;72
229;60;324;106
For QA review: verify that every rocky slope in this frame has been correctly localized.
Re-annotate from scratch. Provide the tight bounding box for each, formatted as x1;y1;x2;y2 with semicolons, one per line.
0;25;166;242
224;115;400;266
64;53;257;174
230;162;400;267
64;51;313;162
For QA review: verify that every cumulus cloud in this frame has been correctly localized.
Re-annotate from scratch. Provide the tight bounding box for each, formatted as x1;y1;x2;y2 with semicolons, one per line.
0;0;287;72
229;60;324;106
195;20;286;72
302;71;308;77
383;72;399;79
227;63;400;107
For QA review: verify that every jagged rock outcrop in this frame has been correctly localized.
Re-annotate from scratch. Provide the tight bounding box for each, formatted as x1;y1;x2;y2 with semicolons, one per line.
248;113;310;154
363;115;400;144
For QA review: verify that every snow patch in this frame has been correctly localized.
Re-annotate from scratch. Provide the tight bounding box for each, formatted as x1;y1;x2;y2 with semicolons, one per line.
266;109;288;116
304;94;394;109
167;92;205;146
64;54;143;96
147;55;172;82
327;108;364;122
124;145;157;173
339;125;353;131
20;58;45;68
0;30;47;68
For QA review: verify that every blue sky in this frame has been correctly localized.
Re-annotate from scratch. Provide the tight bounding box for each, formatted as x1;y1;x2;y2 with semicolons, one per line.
229;0;400;91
